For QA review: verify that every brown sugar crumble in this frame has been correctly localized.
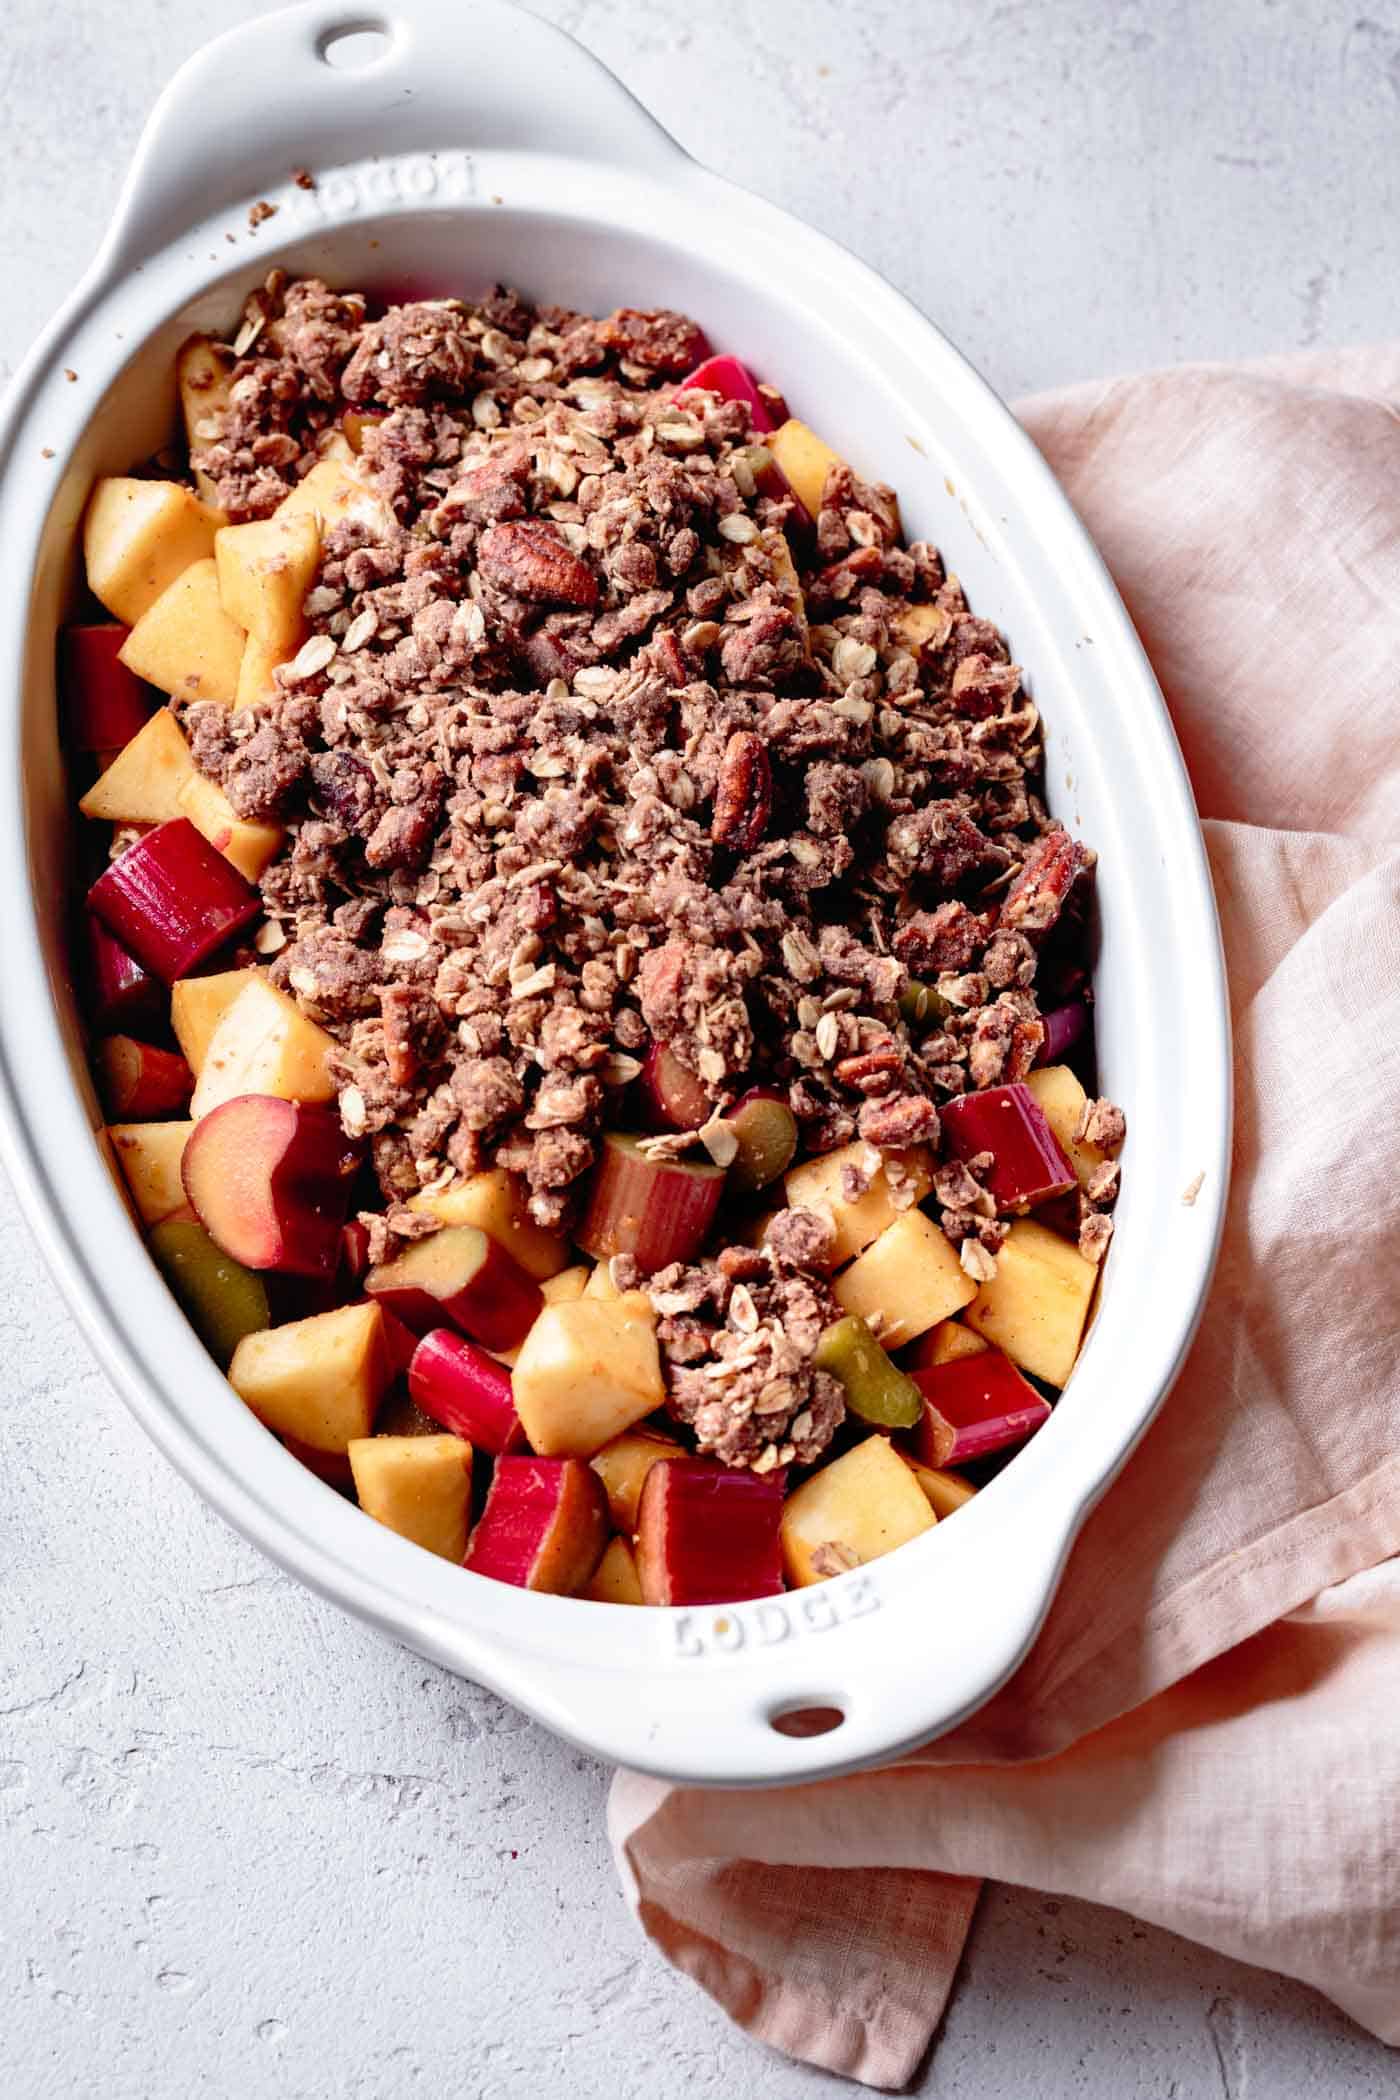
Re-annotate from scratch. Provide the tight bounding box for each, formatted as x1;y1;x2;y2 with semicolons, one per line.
248;200;279;230
179;270;1123;1469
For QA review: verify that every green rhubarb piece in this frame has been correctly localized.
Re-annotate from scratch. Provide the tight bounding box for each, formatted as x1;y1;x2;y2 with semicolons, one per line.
812;1314;923;1429
149;1218;271;1368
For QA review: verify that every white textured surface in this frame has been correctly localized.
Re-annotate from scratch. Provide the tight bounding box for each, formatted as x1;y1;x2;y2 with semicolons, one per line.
3;3;1398;2093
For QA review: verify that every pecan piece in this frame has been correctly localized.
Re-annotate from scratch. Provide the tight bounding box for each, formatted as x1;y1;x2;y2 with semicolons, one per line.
478;520;599;608
597;307;708;374
380;985;422;1088
1000;825;1095;939
834;1046;903;1095
711;730;772;853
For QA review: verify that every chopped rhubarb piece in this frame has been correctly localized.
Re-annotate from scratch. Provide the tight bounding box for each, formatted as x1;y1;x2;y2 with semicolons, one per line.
341;1216;372;1280
813;1314;922;1429
182;1095;360;1277
1037;999;1089;1066
87;819;260;982
282;1436;354;1490
909;1350;1052;1466
408;1327;528;1454
80;913;163;1034
95;1035;194;1119
635;1458;785;1606
61;624;154;750
577;1133;725;1274
147;1216;270;1367
940;1083;1076;1211
366;1224;543;1352
725;1088;798;1194
677;354;777;433
638;1039;711;1132
464;1456;610;1595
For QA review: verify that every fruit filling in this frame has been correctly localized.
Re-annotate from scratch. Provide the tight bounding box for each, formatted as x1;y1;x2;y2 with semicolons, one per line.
67;273;1127;1602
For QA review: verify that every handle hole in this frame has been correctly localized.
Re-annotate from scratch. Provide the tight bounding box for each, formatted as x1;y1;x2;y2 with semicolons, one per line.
769;1702;846;1739
319;19;394;70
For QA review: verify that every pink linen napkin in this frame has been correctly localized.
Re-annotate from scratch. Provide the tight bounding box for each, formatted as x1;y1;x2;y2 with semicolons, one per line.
609;345;1400;2087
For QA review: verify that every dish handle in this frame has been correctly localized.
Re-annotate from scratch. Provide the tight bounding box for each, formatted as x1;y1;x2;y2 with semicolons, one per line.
97;0;684;280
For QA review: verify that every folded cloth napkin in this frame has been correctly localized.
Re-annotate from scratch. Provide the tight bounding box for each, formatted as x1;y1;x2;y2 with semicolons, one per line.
609;345;1400;2087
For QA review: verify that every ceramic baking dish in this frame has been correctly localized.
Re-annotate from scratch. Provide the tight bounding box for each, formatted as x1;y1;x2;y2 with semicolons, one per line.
0;0;1230;1785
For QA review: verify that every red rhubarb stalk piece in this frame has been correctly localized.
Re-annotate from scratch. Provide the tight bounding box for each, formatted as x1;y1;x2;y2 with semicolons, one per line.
408;1328;529;1455
909;1352;1052;1465
61;624;154;751
635;1457;786;1606
464;1456;610;1594
87;819;260;983
940;1082;1076;1210
341;1217;372;1280
677;354;777;434
725;1087;798;1194
282;1436;354;1491
182;1095;361;1277
80;913;163;1033
638;1039;712;1133
1038;1000;1089;1066
366;1225;543;1352
577;1133;725;1275
95;1034;194;1118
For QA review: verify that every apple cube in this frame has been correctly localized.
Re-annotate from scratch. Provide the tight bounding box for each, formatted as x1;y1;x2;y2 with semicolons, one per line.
236;635;283;711
191;977;338;1117
494;1262;589;1366
767;418;863;520
348;1434;474;1562
61;625;154;751
118;557;246;707
583;1259;621;1299
406;1166;570;1280
176;770;285;882
833;1208;976;1349
464;1456;610;1595
366;1226;543;1352
176;335;233;504
636;1459;785;1606
1025;1065;1110;1193
108;1119;194;1224
182;1096;360;1276
965;1218;1096;1387
78;707;195;824
590;1426;681;1532
510;1294;665;1457
582;1536;644;1606
170;967;260;1073
780;1434;935;1587
902;1458;977;1519
214;512;321;657
83;477;225;626
230;1300;391;1453
783;1142;934;1266
903;1318;990;1370
275;455;394;538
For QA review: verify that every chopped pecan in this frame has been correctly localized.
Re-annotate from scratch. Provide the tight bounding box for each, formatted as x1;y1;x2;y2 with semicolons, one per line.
711;730;772;853
1000;825;1095;939
477;520;599;608
834;1046;903;1095
597;307;707;373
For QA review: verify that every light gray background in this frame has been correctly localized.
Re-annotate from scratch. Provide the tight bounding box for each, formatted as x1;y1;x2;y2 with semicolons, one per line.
3;3;1397;2095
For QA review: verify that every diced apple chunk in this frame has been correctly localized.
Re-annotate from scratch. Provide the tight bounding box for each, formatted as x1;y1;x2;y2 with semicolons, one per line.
780;1435;935;1587
582;1536;644;1605
782;1142;934;1266
275;456;393;538
235;634;284;711
583;1259;620;1299
768;419;848;518
108;1119;194;1224
229;1300;391;1453
590;1426;681;1533
348;1433;473;1561
191;977;337;1117
902;1458;977;1519
78;708;195;824
904;1318;989;1370
510;1295;665;1457
170;967;260;1073
214;512;321;657
406;1166;570;1280
118;558;246;707
494;1263;589;1367
176;336;233;504
83;477;225;626
965;1217;1096;1387
1025;1065;1110;1193
176;770;285;881
833;1209;976;1349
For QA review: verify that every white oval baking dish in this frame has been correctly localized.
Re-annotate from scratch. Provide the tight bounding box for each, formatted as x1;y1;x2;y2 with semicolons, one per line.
0;0;1230;1786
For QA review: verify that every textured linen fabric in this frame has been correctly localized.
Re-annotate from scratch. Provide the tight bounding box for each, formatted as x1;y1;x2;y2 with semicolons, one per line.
608;348;1400;2088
